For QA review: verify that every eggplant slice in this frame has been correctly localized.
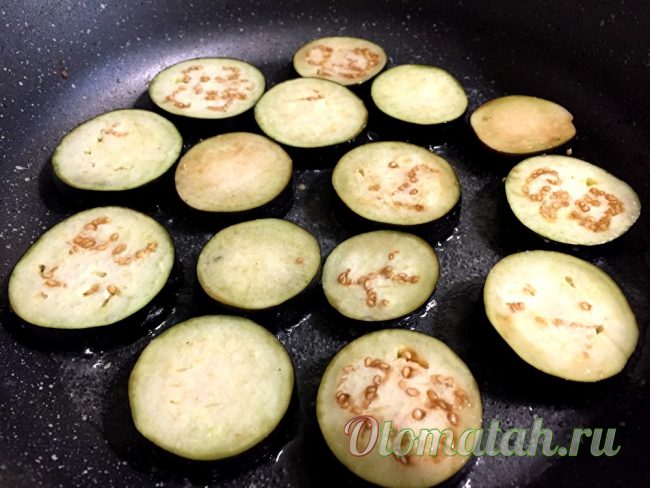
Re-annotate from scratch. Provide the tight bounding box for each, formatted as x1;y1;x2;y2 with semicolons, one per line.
197;219;321;310
322;231;439;321
8;207;174;329
148;57;265;119
293;36;387;86
370;64;468;125
470;95;576;155
52;109;182;191
175;132;292;213
505;155;641;245
484;250;639;381
254;77;367;148
129;315;294;460
317;329;483;488
332;141;460;226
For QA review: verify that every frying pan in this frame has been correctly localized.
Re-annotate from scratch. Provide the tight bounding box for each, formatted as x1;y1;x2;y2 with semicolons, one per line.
1;0;648;486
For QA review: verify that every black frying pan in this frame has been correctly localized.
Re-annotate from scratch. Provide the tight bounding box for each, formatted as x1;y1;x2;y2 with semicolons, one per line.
1;1;648;487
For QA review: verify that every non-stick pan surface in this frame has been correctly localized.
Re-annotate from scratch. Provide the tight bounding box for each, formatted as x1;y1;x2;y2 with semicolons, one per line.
1;1;648;487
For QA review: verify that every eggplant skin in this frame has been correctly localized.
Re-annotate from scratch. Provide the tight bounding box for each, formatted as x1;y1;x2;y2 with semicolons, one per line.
129;315;294;461
484;250;638;382
8;207;175;329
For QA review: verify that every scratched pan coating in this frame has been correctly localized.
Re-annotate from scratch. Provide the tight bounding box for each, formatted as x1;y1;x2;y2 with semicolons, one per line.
0;1;649;487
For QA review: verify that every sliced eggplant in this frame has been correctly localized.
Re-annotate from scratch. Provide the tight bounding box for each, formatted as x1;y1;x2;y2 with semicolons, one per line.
370;65;467;125
148;58;265;119
470;95;576;155
484;251;638;381
197;219;321;310
129;315;294;460
8;207;174;329
52;109;182;191
254;78;367;148
317;329;482;488
322;231;439;321
293;36;387;86
505;155;641;245
332;141;460;226
175;132;292;213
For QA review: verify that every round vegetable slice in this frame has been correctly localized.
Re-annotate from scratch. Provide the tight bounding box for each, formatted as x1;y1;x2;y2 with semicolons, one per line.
505;155;641;245
52;109;182;191
470;95;576;155
197;219;321;310
322;231;439;321
332;141;460;226
317;329;482;488
8;207;174;329
484;251;639;381
293;36;387;86
148;58;265;119
370;65;467;125
254;78;367;148
129;315;294;460
175;132;292;213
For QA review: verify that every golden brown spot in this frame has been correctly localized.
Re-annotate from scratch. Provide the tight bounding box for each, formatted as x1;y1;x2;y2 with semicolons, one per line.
447;412;459;426
402;366;412;379
337;268;352;285
306;45;380;80
553;318;565;326
412;408;426;420
535;316;548;325
45;279;61;287
405;387;420;397
569;187;624;232
507;301;525;312
398;347;429;368
100;123;129;138
368;184;380;191
365;385;377;401
522;168;561;201
539;190;570;220
115;257;132;266
107;284;119;295
580;301;592;311
300;89;325;101
80;238;95;249
112;244;127;255
523;283;536;296
83;284;100;296
295;257;304;265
